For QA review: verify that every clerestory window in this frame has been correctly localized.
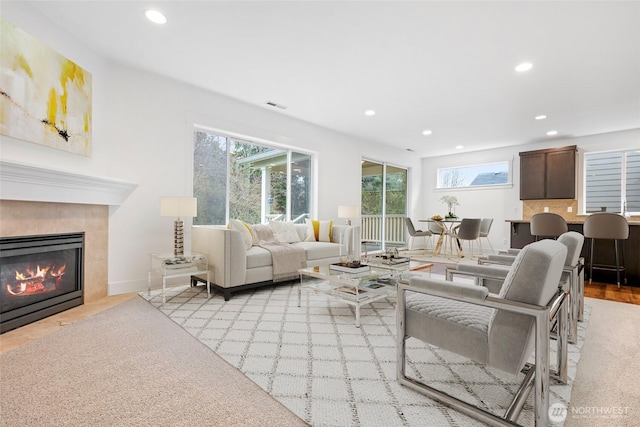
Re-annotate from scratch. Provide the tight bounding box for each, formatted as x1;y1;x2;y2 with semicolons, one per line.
437;161;510;189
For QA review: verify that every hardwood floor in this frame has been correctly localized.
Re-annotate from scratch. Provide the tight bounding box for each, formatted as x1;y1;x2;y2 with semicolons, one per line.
584;281;640;305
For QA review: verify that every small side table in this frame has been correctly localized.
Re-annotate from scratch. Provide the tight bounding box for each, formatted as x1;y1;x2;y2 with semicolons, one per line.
148;251;210;303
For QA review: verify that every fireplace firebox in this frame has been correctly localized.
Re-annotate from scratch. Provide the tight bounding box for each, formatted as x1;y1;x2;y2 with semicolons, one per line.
0;232;84;333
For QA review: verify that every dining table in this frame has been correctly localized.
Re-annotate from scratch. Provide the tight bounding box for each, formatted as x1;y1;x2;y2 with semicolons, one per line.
419;218;463;256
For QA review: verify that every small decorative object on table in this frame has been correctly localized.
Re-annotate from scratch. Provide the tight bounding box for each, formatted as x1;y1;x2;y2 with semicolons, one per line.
375;247;410;265
440;195;459;219
330;260;370;273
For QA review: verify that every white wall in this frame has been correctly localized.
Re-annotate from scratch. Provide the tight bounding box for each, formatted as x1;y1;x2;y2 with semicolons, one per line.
421;128;640;252
1;3;421;294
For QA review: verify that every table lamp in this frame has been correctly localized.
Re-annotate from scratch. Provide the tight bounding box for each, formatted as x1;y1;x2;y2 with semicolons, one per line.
160;196;197;256
338;205;360;226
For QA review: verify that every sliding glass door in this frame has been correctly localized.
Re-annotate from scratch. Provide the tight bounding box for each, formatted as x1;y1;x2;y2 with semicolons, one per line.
361;160;408;252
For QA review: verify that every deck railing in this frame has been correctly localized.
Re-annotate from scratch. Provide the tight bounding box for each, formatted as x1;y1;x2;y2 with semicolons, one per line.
360;214;406;245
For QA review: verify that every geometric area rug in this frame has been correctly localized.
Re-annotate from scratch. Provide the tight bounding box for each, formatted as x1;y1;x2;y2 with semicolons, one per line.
141;279;589;427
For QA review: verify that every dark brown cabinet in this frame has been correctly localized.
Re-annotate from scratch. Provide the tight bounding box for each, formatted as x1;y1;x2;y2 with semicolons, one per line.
520;145;576;200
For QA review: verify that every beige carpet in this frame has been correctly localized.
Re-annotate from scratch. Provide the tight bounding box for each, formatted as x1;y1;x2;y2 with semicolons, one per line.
0;296;306;427
2;291;638;426
564;297;640;426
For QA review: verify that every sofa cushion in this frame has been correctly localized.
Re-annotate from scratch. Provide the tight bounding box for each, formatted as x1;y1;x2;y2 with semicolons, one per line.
246;246;273;269
296;241;342;261
269;221;301;243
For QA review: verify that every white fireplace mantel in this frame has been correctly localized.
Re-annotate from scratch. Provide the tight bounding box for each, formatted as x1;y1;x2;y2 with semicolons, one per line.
0;160;137;206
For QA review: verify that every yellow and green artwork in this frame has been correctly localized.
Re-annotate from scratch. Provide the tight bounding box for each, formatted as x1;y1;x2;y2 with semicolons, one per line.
0;18;92;156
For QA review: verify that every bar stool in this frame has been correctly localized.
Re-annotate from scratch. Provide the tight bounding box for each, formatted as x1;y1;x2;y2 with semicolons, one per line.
530;212;568;240
583;212;629;288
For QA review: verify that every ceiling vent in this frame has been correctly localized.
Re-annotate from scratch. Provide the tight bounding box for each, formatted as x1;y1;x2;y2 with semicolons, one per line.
265;101;287;110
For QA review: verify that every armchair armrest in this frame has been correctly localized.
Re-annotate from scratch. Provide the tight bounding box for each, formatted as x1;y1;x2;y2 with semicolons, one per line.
446;263;509;294
399;275;564;318
481;254;517;265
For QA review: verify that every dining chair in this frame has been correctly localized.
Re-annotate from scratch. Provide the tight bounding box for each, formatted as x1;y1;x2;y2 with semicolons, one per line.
447;218;481;257
405;217;432;252
477;218;494;254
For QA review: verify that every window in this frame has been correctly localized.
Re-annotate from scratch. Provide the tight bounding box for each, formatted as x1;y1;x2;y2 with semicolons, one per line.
193;128;312;225
437;161;510;189
584;150;640;214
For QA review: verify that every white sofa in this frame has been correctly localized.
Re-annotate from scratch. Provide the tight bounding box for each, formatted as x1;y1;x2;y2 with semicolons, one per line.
192;224;359;300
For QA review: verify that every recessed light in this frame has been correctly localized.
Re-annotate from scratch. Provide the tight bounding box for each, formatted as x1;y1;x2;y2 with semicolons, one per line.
365;110;375;116
547;130;558;136
515;62;533;72
422;130;433;136
455;145;464;150
145;10;167;24
535;115;547;120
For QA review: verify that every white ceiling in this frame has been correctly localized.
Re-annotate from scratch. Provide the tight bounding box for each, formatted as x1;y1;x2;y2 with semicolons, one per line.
22;1;640;157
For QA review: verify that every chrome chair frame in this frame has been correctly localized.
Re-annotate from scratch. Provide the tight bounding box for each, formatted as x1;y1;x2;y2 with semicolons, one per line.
397;279;567;427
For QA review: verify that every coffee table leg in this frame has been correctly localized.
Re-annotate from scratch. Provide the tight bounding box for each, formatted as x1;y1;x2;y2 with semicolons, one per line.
297;274;301;307
355;304;361;328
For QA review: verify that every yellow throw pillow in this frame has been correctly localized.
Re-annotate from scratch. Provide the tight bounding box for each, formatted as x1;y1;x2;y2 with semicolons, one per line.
227;219;254;250
305;219;333;242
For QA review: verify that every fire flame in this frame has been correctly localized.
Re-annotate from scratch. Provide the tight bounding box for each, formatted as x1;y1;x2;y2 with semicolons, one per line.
6;263;66;296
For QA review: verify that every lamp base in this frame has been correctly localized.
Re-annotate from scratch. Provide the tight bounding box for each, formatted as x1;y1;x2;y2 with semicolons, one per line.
173;219;184;256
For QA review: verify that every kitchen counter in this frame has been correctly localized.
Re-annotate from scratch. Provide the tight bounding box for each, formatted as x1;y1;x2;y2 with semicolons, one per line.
506;219;640;287
506;219;640;226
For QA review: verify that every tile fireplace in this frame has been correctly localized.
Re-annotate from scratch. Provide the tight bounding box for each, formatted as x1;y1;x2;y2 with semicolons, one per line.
0;232;84;333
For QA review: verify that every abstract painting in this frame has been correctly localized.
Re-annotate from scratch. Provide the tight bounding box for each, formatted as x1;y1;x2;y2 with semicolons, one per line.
1;18;92;157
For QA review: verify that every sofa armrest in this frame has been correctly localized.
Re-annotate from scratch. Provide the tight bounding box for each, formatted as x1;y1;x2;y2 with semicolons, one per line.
192;226;247;288
332;225;361;256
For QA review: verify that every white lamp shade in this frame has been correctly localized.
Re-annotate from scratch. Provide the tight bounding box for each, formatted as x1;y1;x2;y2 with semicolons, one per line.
338;205;360;219
160;196;197;217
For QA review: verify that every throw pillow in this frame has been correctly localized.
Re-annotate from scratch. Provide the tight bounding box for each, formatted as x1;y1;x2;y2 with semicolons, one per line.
227;219;254;250
305;219;333;242
303;219;316;242
269;221;301;243
317;220;333;242
252;224;275;243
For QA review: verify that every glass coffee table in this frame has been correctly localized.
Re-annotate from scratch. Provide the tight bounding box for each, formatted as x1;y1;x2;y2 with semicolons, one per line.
298;261;432;327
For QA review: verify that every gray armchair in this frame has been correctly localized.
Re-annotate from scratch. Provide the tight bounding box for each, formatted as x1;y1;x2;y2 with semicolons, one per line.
473;231;585;344
397;239;568;426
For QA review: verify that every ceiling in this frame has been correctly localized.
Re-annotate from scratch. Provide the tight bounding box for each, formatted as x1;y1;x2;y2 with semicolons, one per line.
21;1;640;157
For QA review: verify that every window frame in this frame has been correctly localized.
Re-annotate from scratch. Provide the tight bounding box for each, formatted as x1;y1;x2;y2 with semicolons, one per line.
193;126;314;225
436;160;512;190
583;149;640;215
